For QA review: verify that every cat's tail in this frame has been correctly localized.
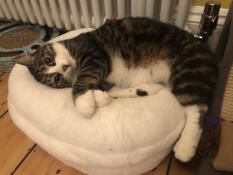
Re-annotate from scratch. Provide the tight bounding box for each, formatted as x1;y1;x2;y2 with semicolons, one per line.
170;43;218;162
171;64;216;162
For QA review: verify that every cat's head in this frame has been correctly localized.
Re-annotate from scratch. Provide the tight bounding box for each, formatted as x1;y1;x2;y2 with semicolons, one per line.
13;43;75;88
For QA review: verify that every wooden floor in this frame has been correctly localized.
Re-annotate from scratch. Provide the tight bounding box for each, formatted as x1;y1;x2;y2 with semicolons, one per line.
0;73;195;175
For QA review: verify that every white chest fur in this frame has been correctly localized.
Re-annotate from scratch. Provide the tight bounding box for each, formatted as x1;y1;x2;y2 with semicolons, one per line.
107;55;171;88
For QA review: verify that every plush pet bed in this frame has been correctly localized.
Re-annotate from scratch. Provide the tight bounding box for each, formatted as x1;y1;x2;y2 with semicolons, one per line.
7;29;185;175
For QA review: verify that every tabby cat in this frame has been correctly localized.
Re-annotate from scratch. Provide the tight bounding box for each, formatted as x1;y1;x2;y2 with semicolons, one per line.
14;17;218;162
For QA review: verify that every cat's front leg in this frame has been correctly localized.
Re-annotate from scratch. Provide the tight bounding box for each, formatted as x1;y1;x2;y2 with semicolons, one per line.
72;79;96;118
72;78;112;118
73;90;96;118
92;80;113;107
72;74;101;118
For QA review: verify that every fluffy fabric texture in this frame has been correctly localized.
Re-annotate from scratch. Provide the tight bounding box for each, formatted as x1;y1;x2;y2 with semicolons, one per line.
8;29;185;175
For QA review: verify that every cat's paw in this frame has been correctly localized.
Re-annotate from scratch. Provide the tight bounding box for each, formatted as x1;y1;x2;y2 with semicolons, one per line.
74;90;96;118
93;90;112;107
173;137;196;162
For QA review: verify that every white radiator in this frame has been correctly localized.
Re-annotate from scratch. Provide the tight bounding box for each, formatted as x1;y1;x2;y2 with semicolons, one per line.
0;0;228;49
0;0;194;30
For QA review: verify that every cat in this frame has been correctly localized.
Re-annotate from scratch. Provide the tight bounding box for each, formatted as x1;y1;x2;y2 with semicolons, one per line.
13;17;218;162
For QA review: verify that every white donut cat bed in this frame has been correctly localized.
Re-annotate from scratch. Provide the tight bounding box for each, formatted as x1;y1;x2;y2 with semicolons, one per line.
7;29;185;175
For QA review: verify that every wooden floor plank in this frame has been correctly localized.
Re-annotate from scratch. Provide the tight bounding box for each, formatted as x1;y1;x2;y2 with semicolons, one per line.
168;157;195;175
0;101;8;118
0;74;9;117
0;113;35;175
15;146;84;175
16;145;171;175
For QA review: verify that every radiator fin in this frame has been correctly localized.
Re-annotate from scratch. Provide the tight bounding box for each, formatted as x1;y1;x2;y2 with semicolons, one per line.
104;0;113;19
0;0;12;19
58;0;72;30
39;0;54;27
92;0;102;28
117;0;125;18
7;0;19;20
22;0;36;24
69;0;81;29
31;0;45;25
48;0;63;29
80;0;91;28
14;0;28;22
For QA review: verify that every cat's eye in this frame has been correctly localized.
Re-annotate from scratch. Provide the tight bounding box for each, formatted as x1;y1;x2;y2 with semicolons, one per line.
44;57;55;66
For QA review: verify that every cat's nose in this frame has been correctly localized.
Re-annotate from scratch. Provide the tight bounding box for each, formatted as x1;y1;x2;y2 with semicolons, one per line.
62;64;69;72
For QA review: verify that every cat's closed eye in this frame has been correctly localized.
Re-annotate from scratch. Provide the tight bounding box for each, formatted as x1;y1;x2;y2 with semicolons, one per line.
44;56;56;66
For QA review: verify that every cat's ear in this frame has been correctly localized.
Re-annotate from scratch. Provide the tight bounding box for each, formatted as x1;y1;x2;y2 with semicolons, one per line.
13;54;34;67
